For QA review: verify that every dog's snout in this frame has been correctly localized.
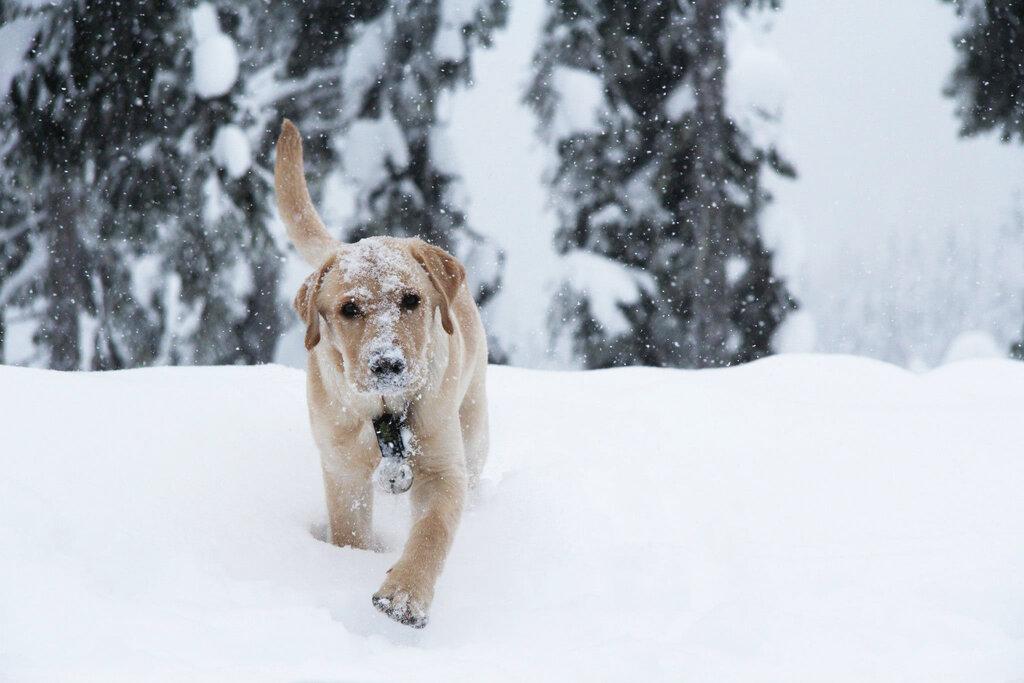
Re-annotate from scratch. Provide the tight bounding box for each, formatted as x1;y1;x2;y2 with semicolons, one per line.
371;357;405;376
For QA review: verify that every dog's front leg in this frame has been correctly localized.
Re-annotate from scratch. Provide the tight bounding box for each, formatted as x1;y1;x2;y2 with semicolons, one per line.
372;428;467;628
322;460;376;550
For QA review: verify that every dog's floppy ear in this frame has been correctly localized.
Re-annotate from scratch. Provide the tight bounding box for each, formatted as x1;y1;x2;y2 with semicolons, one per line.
294;254;337;350
411;241;465;335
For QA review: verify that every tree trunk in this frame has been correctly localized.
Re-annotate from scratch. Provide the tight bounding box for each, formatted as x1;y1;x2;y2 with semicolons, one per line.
245;252;283;364
42;186;92;370
690;0;731;367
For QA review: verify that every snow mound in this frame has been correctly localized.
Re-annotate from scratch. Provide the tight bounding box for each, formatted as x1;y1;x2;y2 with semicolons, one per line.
433;0;487;63
726;8;789;149
0;15;42;97
548;66;607;139
943;330;1004;364
560;250;655;336
338;114;410;190
664;80;696;120
341;20;389;114
212;124;252;179
3;358;1024;680
191;3;239;99
773;309;818;353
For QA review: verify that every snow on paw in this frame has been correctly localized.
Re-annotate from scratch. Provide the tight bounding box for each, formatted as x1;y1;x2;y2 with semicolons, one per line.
372;588;428;629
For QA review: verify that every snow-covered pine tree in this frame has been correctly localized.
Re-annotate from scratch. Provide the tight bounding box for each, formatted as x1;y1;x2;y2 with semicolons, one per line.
1;0;510;368
942;0;1024;143
528;0;795;369
940;0;1024;358
167;1;286;365
276;0;510;356
0;173;35;364
0;0;283;368
0;1;184;369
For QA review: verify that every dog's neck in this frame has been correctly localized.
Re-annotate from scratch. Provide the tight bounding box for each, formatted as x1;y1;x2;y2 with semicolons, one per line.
380;392;411;416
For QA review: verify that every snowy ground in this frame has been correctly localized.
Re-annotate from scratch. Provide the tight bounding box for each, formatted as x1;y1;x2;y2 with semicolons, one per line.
2;357;1023;681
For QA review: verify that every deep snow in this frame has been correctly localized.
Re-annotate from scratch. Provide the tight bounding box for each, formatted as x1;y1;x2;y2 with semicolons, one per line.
2;357;1023;680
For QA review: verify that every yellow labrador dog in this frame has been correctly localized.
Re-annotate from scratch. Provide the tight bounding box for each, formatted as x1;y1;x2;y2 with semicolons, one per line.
274;120;489;628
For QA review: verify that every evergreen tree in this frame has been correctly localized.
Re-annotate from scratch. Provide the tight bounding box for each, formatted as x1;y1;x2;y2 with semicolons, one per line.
528;0;795;369
941;1;1024;358
168;0;286;365
0;0;283;368
0;177;35;363
942;0;1024;143
0;0;183;369
0;0;509;368
277;0;510;353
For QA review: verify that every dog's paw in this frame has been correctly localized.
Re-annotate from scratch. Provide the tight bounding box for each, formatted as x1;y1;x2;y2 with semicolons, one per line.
372;587;428;629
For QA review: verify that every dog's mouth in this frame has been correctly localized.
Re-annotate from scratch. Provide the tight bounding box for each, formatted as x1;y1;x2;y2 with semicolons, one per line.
367;373;412;395
348;366;416;396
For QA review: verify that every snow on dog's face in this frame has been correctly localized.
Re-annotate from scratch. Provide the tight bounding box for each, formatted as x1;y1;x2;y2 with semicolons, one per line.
294;236;465;396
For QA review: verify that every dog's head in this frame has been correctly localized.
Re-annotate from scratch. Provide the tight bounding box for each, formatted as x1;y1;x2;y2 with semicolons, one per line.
294;237;463;394
275;121;465;395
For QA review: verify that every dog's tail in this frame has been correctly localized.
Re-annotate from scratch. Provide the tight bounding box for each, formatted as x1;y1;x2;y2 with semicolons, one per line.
274;119;339;266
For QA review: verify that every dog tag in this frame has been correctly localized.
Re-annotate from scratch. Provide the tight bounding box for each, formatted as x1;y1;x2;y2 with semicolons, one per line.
373;412;413;494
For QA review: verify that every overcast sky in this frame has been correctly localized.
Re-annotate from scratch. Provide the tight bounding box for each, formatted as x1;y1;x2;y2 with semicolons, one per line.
770;0;1024;280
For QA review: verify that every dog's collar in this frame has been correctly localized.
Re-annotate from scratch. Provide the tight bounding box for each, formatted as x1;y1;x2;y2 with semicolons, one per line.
372;410;409;460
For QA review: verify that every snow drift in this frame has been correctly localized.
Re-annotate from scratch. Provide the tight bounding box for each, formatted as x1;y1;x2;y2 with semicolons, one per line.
2;357;1023;680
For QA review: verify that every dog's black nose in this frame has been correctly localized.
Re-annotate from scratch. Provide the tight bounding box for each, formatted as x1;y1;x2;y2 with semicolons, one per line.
371;357;405;376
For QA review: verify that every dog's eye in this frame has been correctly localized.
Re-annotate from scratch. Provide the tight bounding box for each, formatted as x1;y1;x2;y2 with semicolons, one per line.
401;293;420;311
340;301;360;318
